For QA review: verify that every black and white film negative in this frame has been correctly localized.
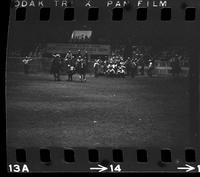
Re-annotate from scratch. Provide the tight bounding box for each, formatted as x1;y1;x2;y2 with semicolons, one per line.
6;0;200;173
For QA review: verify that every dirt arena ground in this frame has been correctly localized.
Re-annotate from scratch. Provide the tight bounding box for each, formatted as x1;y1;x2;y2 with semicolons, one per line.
6;72;191;148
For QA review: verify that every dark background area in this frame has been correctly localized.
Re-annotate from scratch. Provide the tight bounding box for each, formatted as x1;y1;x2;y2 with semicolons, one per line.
7;0;200;54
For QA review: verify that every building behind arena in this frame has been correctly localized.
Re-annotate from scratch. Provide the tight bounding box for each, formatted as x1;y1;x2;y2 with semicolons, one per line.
7;30;189;76
7;30;110;73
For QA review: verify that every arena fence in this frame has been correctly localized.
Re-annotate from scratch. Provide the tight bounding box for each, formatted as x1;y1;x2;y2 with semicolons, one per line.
6;57;189;77
6;57;94;74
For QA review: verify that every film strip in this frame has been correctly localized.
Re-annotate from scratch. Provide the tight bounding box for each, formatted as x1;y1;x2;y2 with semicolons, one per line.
6;0;200;173
7;147;200;172
13;4;199;21
13;6;198;21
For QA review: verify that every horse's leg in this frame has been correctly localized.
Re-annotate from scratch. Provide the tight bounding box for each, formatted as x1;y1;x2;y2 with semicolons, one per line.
81;74;83;82
58;72;61;81
69;74;72;81
55;73;57;81
53;73;56;81
56;73;59;81
84;73;86;81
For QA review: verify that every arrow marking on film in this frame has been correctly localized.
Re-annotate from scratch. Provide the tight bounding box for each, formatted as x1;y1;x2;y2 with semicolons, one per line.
177;164;195;172
90;164;108;172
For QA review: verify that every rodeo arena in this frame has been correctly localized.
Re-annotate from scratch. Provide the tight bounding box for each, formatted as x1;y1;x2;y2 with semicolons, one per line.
9;30;189;81
7;30;191;147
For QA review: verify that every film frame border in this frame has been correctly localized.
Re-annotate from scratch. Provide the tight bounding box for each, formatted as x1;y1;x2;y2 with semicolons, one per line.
5;0;200;173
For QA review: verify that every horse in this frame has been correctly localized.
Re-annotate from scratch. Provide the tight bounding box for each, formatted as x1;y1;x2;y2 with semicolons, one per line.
171;57;181;77
50;57;61;81
76;59;87;82
93;60;100;77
